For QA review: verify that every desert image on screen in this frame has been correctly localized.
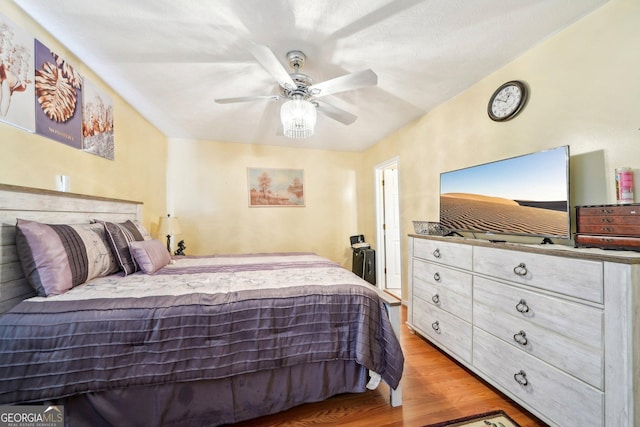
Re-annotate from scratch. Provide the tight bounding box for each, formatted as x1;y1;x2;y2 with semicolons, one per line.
439;193;568;237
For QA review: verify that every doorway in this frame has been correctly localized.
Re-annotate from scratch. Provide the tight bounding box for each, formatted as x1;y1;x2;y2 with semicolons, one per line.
375;157;401;300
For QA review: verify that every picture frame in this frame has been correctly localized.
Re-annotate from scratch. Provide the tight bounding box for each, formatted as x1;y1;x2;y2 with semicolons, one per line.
34;39;83;148
0;13;36;132
82;78;114;160
248;168;305;207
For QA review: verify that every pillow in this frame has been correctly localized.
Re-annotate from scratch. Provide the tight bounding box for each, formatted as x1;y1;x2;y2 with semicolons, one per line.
131;220;152;241
15;219;120;296
129;239;171;274
96;220;145;276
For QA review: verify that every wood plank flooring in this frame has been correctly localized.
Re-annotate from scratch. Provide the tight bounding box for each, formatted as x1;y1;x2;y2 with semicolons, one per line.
231;306;548;427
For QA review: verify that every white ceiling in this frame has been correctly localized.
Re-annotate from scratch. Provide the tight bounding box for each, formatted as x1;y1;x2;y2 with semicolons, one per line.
13;0;607;152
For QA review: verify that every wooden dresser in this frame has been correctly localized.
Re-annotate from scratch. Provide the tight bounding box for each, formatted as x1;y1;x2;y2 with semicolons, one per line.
408;235;640;427
575;204;640;250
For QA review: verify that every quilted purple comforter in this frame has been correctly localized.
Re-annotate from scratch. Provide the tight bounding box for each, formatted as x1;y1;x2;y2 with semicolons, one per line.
0;253;403;404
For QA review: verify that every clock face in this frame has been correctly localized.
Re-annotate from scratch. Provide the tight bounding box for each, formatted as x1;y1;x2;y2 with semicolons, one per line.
488;81;527;121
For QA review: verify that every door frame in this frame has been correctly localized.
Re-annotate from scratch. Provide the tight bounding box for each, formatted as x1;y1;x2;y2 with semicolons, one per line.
374;156;401;295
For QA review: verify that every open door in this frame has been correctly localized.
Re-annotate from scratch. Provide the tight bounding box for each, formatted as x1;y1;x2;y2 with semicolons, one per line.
375;158;401;299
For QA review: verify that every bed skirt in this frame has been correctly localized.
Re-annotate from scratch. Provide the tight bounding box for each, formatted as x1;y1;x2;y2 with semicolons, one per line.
46;360;369;427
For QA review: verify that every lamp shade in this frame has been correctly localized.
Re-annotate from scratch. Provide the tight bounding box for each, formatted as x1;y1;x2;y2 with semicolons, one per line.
158;215;181;236
280;98;316;139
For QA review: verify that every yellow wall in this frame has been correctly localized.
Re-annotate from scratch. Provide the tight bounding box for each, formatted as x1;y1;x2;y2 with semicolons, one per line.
166;138;362;266
0;5;168;231
360;0;640;299
3;0;638;292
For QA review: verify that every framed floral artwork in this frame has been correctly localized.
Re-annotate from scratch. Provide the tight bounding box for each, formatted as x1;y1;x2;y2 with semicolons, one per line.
82;79;114;160
0;13;35;132
34;39;83;148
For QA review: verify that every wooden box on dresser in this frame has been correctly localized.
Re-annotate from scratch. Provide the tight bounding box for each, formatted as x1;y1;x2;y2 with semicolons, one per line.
408;235;640;427
575;204;640;251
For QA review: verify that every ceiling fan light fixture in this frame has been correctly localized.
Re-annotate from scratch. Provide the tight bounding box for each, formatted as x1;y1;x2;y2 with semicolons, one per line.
280;98;316;139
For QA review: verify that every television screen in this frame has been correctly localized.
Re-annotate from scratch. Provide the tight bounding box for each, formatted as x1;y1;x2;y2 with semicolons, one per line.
439;146;570;239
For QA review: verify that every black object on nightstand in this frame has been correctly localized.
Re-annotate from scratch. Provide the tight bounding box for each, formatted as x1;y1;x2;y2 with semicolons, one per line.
174;240;186;256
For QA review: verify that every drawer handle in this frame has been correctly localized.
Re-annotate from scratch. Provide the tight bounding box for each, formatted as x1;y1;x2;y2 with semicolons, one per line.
600;218;613;223
513;370;529;386
513;330;528;346
433;272;441;282
600;208;614;214
516;299;530;313
433;249;441;259
431;320;440;332
432;294;440;304
513;263;528;276
600;226;614;232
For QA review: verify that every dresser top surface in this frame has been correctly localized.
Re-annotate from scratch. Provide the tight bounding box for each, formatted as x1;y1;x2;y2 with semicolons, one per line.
409;234;640;264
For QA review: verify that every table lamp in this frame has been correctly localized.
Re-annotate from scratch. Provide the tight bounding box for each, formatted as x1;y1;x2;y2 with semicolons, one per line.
158;214;181;253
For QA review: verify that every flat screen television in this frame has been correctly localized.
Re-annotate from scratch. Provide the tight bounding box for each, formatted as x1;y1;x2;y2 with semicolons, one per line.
439;145;570;240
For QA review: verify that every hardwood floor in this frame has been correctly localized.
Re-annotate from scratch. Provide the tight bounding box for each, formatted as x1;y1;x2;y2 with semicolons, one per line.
231;306;548;427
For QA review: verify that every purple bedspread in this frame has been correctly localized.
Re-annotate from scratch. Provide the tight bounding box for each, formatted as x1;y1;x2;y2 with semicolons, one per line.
0;253;403;404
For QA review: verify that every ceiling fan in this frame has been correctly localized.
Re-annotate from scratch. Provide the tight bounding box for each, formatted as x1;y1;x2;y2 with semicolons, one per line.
215;43;378;138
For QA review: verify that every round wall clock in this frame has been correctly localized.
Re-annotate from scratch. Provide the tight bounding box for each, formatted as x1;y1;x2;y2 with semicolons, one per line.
487;80;528;122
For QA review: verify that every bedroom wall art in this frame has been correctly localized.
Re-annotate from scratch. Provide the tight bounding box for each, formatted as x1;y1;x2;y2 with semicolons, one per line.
82;78;114;160
34;39;83;148
0;13;35;132
2;11;116;160
248;168;305;207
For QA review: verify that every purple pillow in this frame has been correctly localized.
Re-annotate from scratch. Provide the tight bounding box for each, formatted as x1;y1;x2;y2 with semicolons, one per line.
15;219;119;296
96;220;145;276
129;239;171;274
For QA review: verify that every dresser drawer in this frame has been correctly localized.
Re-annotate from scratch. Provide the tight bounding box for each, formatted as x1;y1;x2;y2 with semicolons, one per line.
413;238;472;270
473;246;603;303
578;214;640;226
474;328;603;427
577;224;640;236
413;259;472;321
575;234;640;251
412;297;472;363
577;204;640;217
577;215;640;227
474;277;603;389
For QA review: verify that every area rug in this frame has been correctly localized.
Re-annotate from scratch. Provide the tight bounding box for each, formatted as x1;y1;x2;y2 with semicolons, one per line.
424;410;521;427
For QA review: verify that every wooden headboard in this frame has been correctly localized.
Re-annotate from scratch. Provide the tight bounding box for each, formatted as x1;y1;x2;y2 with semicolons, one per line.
0;184;142;313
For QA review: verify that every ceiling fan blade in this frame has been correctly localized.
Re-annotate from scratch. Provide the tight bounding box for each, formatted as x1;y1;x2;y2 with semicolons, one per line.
315;100;358;125
247;43;297;90
215;95;281;104
309;69;377;97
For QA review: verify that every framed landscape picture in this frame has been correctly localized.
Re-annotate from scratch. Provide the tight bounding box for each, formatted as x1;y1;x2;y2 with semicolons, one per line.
248;168;304;207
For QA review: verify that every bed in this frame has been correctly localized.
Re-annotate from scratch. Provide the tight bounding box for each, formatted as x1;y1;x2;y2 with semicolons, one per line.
0;184;403;426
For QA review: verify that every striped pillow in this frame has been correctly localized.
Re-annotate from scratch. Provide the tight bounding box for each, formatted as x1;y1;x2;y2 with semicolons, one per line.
15;219;119;296
97;220;145;276
131;219;152;240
